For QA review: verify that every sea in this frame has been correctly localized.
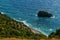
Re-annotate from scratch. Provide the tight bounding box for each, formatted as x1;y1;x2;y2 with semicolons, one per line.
0;0;60;36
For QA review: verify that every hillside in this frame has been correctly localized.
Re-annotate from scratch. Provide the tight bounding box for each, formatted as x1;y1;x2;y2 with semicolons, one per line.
0;12;46;39
0;12;60;40
49;29;60;39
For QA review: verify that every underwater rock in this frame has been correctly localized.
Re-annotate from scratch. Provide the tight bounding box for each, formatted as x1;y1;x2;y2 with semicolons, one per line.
38;11;53;18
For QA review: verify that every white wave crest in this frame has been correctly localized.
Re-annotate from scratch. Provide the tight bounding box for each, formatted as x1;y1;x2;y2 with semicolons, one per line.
50;15;55;18
22;21;30;27
21;20;33;28
1;12;4;14
13;18;21;22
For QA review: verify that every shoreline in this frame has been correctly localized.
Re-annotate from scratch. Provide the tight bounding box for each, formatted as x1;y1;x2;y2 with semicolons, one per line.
13;18;48;36
20;20;48;37
21;20;48;36
1;12;47;37
30;28;48;37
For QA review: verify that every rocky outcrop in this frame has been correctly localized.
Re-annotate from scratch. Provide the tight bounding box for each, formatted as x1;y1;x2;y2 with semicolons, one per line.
38;11;53;18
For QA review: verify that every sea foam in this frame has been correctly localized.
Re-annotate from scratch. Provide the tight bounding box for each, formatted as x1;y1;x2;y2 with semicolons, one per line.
50;15;55;18
1;12;4;14
22;21;30;26
22;20;33;27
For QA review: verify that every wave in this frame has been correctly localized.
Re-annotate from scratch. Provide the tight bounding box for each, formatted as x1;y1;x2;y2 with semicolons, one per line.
13;18;22;22
21;20;33;27
50;15;55;18
1;12;5;14
22;21;30;26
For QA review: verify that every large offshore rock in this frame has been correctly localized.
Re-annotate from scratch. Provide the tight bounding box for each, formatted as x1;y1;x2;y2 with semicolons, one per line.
38;11;53;18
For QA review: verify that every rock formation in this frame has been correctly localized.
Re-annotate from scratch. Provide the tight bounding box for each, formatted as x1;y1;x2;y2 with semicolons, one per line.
38;11;53;18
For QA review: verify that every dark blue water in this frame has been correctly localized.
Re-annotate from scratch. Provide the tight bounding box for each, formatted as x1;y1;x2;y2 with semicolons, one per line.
0;0;60;36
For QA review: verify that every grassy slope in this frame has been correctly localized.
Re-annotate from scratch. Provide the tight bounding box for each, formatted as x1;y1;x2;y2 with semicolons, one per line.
0;13;46;39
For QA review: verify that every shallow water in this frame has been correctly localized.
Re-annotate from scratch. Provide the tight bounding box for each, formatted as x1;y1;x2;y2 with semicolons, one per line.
0;0;60;36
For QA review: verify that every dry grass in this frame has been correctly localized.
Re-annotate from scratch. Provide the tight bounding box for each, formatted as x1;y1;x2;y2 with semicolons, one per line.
0;38;60;40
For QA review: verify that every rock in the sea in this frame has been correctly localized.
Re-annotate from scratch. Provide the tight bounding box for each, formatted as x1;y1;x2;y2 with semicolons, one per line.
38;11;53;18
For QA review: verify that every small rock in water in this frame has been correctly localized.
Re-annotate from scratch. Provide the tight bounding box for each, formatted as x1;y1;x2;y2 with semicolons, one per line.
38;11;53;18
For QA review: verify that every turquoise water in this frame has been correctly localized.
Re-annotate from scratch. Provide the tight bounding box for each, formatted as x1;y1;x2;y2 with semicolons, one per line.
0;0;60;36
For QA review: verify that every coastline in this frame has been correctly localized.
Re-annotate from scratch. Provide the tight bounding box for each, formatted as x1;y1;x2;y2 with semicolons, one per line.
20;20;48;36
0;12;46;39
0;12;47;37
0;12;60;39
0;12;48;36
13;17;48;36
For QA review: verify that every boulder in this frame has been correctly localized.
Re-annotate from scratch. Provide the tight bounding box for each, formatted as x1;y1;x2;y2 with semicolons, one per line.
38;11;53;18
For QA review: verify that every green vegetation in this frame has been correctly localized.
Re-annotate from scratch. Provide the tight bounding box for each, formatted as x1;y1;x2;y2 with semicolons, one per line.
0;12;60;39
0;13;46;39
49;29;60;38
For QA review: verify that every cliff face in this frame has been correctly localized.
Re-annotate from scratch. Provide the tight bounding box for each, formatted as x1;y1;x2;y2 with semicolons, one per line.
0;13;46;39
